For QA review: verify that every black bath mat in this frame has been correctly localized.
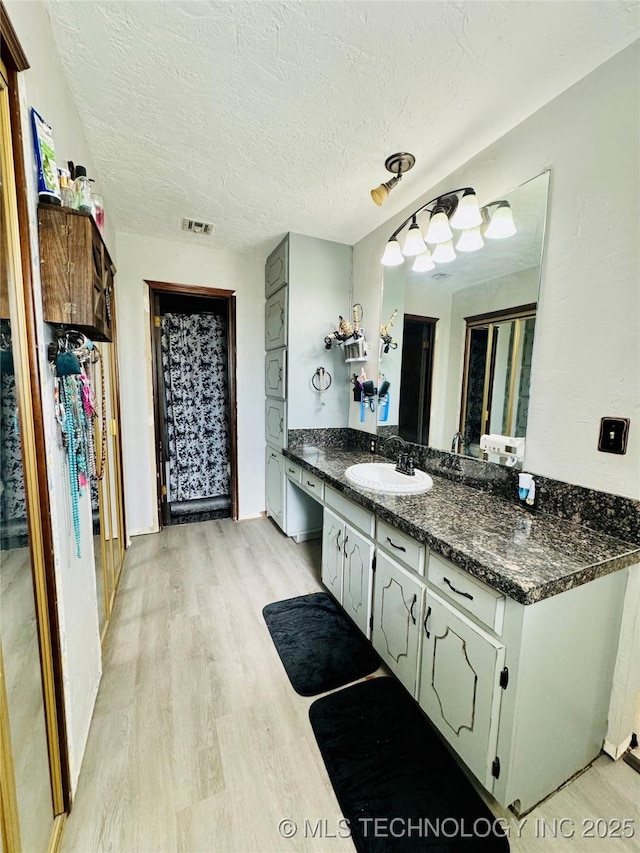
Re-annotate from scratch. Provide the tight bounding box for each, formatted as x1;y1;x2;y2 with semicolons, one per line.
262;592;380;696
309;677;510;853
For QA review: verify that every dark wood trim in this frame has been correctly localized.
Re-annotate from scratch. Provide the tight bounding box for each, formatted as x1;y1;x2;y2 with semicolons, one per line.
145;280;234;299
0;2;29;71
146;281;239;523
227;295;239;520
6;66;71;808
149;292;166;527
464;302;537;326
404;313;439;324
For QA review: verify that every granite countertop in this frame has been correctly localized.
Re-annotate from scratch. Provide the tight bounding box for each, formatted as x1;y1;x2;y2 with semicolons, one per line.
284;446;640;605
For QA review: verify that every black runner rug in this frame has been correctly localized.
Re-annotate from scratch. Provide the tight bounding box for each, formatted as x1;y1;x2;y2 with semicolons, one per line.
309;677;510;852
262;592;380;696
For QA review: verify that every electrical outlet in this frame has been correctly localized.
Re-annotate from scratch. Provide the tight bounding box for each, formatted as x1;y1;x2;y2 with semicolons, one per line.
369;438;377;454
598;417;630;454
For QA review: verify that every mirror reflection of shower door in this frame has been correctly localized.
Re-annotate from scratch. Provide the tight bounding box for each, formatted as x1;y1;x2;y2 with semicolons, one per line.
398;316;436;445
461;307;536;455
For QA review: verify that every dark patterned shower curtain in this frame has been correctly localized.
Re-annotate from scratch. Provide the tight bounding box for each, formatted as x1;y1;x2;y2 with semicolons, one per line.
160;312;230;503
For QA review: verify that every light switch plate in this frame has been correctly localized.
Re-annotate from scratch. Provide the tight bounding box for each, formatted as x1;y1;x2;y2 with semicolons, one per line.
598;417;630;455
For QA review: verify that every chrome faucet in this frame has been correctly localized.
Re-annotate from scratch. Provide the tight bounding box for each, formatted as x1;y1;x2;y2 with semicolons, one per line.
382;435;414;476
451;432;463;454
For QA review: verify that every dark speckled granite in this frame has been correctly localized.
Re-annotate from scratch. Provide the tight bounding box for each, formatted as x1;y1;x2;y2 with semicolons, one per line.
288;429;640;545
283;446;640;606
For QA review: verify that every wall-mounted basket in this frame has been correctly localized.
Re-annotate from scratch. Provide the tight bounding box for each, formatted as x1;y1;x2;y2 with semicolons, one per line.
343;335;369;362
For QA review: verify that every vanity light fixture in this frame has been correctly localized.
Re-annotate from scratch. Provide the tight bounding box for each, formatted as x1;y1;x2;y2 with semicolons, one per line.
380;187;516;269
483;201;517;238
371;152;416;206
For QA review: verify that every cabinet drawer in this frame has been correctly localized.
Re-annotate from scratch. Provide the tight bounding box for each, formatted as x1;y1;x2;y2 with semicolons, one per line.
428;553;505;635
325;486;375;537
300;471;324;501
284;459;301;484
376;519;425;576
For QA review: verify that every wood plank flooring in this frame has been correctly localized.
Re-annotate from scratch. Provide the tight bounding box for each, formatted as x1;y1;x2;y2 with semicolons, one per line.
62;518;640;853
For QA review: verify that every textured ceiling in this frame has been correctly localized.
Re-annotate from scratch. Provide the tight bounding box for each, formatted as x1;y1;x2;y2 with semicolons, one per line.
45;1;638;256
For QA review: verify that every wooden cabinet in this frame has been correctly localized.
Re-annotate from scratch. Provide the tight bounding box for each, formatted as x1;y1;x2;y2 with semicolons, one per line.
418;589;506;790
372;550;425;695
37;205;115;342
321;506;374;638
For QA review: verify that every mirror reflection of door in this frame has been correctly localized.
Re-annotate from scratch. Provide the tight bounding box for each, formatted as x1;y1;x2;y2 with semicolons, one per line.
398;315;436;444
461;306;536;456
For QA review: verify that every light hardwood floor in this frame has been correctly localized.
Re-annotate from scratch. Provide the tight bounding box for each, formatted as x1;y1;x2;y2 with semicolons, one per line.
63;519;640;853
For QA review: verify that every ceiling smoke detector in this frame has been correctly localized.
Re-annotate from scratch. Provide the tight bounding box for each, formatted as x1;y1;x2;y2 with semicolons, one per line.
182;217;214;236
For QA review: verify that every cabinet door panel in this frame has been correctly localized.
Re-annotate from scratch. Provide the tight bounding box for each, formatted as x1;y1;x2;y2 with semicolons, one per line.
265;399;286;448
342;525;374;638
418;590;505;790
265;448;285;528
265;289;288;350
265;347;286;399
68;215;93;327
321;508;344;603
372;551;424;695
265;238;288;297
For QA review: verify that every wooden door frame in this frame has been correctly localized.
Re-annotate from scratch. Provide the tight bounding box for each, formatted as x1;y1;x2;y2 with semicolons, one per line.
146;281;239;525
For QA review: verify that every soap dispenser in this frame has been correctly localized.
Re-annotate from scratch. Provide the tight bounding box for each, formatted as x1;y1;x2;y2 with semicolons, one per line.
518;473;536;506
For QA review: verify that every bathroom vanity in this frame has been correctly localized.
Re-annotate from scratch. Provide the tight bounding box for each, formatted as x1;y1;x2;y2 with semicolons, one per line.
281;445;640;815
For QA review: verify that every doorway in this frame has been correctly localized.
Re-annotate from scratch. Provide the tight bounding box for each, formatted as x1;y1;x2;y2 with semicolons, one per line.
398;315;436;445
148;282;238;527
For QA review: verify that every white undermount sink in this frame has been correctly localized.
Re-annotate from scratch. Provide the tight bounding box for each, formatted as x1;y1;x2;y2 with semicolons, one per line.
345;463;433;495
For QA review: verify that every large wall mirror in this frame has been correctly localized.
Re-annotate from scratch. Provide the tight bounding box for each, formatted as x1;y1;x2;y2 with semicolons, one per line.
378;171;550;463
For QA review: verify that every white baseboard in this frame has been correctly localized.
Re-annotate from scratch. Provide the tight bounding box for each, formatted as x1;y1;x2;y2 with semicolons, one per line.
604;734;633;760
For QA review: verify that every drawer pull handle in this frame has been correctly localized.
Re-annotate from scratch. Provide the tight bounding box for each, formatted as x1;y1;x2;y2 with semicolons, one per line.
424;606;431;638
288;467;295;474
306;480;315;488
386;536;406;552
443;577;474;601
409;593;417;625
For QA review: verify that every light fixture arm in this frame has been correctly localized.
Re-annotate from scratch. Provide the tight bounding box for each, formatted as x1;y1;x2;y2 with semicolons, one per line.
386;187;474;240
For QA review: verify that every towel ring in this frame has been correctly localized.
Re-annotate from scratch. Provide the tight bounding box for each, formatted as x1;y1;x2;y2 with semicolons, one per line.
312;367;332;391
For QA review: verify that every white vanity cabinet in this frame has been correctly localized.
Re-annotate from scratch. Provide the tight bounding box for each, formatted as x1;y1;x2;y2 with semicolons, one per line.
418;589;506;790
371;551;425;695
321;489;375;637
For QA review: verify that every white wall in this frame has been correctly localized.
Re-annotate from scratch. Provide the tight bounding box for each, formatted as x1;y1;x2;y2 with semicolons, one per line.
287;233;352;430
5;0;106;793
114;233;264;534
352;43;640;501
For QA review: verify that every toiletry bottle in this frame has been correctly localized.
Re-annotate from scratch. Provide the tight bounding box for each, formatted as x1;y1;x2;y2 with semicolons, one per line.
58;167;74;208
73;165;93;212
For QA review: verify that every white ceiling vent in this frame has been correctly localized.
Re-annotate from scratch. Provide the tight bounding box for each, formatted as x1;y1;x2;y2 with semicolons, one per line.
182;217;214;236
